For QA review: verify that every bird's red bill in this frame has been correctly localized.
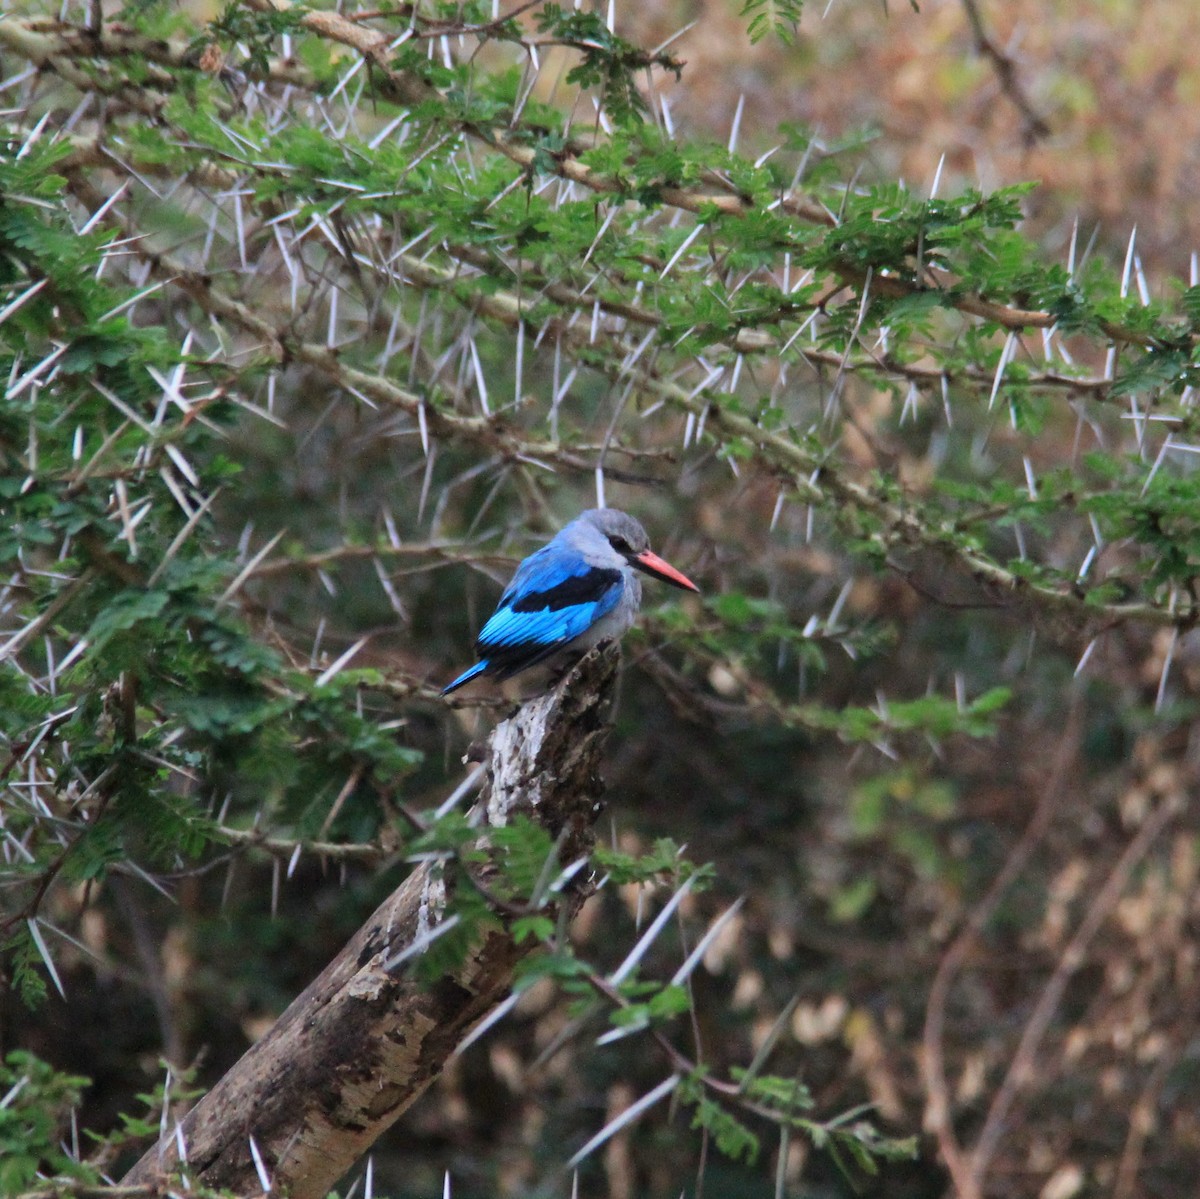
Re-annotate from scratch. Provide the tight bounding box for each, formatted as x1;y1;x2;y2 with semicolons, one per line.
633;549;700;592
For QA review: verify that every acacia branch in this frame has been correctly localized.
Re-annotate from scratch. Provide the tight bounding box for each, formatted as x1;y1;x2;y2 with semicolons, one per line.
216;825;388;862
243;0;1180;349
58;128;1125;412
17;8;1182;352
61;107;1167;460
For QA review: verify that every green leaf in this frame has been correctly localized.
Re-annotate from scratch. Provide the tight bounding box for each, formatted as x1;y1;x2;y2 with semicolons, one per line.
512;915;556;944
84;588;169;649
740;0;804;44
829;877;876;923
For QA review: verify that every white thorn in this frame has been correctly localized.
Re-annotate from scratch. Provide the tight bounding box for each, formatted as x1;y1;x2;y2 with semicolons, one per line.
1120;227;1137;298
727;93;745;155
929;152;946;200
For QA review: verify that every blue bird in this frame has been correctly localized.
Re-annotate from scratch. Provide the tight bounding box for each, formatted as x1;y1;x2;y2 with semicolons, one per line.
442;508;699;695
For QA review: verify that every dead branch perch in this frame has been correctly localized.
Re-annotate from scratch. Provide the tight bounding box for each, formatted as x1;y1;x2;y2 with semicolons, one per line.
122;648;618;1199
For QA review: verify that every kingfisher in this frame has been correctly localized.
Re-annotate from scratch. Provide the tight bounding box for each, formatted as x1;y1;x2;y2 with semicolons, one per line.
442;508;699;695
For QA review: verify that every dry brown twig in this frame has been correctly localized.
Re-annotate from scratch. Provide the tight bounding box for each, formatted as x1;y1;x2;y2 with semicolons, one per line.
967;789;1182;1192
959;0;1051;147
923;711;1186;1199
921;695;1083;1199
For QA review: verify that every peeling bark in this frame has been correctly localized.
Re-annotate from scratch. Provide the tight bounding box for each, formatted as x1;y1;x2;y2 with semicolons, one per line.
123;648;618;1198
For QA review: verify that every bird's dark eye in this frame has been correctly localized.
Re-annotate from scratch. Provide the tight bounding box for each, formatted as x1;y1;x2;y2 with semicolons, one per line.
609;536;633;555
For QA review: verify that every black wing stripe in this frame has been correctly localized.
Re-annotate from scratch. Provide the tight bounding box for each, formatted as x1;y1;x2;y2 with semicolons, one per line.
510;566;622;612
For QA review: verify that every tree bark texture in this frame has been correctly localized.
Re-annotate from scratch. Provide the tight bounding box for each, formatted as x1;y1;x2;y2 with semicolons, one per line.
123;649;618;1198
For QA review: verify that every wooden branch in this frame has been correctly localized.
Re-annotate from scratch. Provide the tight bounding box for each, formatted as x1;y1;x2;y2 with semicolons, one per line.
122;648;619;1199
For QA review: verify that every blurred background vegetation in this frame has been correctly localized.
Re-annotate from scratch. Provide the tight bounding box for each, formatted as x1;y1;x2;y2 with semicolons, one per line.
3;0;1200;1196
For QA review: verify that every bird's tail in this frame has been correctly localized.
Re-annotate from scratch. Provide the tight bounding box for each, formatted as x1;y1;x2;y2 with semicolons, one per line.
441;659;489;695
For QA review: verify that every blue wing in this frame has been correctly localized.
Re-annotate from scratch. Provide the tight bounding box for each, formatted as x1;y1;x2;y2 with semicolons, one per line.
442;546;623;694
480;548;622;655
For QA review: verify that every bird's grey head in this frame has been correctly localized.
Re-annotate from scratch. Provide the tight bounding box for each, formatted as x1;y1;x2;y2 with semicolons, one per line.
572;508;700;594
577;508;650;557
